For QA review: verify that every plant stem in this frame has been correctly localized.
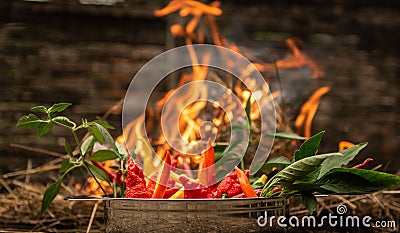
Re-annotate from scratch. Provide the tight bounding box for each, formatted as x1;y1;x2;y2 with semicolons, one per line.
71;130;82;156
85;165;107;196
240;159;245;170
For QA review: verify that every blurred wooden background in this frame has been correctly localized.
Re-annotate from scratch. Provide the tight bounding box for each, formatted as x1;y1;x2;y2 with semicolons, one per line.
0;0;399;174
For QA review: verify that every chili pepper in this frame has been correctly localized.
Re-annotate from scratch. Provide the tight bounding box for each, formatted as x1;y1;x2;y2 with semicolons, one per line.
198;139;216;186
273;187;283;193
163;187;180;198
91;161;115;181
147;175;177;199
152;151;172;198
180;154;194;178
171;157;178;172
88;152;115;181
215;169;250;198
178;176;214;198
216;176;242;197
254;174;268;185
231;189;263;198
113;170;122;183
352;158;373;169
235;167;257;198
169;187;184;199
125;158;151;198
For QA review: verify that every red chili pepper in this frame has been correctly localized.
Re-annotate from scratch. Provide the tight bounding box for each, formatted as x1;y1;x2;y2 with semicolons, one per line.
273;187;283;193
231;189;263;198
352;158;374;169
125;158;151;198
147;175;177;199
180;154;194;178
113;170;122;183
198;139;216;186
152;151;172;198
215;169;250;198
235;167;257;198
163;187;180;198
178;176;214;198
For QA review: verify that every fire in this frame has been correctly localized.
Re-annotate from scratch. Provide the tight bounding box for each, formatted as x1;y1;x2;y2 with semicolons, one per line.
78;160;114;197
294;86;330;138
108;0;327;188
339;141;355;151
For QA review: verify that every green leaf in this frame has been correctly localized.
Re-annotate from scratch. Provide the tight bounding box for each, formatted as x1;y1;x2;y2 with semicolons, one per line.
318;168;400;194
81;135;95;155
295;131;325;161
31;106;47;113
116;141;128;159
16;114;47;129
85;162;110;182
40;164;77;216
52;116;76;128
261;153;340;197
218;124;250;137
109;166;120;171
48;103;72;115
301;192;317;214
95;123;118;154
60;159;73;173
245;95;251;126
64;139;73;157
40;179;62;217
267;131;306;140
88;150;119;162
257;156;292;170
93;120;114;129
37;122;54;136
318;142;368;179
88;126;104;144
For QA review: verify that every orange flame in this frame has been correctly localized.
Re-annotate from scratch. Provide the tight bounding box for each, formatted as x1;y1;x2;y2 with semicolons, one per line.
295;86;330;138
338;141;355;151
115;0;327;181
79;160;114;197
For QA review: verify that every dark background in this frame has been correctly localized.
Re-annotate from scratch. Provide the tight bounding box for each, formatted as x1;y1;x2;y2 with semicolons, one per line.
0;0;399;174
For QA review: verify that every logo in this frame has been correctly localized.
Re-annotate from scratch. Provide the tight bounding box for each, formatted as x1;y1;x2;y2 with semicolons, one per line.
257;204;397;230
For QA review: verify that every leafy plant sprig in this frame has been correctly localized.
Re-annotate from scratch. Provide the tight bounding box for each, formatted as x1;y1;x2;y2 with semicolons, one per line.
16;103;130;216
259;131;400;214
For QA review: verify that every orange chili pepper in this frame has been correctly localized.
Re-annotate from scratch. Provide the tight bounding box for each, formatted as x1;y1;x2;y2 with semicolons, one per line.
198;139;216;186
152;151;172;198
235;167;257;198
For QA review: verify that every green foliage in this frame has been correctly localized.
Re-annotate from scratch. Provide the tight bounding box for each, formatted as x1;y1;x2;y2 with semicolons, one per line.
301;192;317;214
257;156;291;170
318;142;367;179
16;103;125;216
261;131;400;214
88;150;119;162
318;168;400;194
64;139;73;157
40;179;62;217
85;162;111;182
267;131;306;140
294;131;324;161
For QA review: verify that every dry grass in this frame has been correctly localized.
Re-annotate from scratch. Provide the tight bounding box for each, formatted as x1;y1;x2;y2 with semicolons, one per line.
0;177;104;233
